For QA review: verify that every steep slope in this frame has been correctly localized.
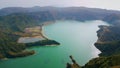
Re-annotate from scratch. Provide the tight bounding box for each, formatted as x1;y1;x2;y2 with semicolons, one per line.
0;7;120;21
95;14;120;56
85;14;120;67
83;55;120;68
67;35;120;68
0;11;55;32
0;12;56;59
0;32;35;59
66;14;120;68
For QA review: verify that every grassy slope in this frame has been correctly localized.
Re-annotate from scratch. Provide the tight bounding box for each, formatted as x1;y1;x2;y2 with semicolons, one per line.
0;12;54;58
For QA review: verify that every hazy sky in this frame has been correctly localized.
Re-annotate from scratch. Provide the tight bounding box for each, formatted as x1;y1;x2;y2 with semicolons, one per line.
0;0;120;10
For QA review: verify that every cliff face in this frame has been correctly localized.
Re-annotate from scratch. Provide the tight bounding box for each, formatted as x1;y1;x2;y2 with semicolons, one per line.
95;14;120;56
83;14;120;67
67;14;120;68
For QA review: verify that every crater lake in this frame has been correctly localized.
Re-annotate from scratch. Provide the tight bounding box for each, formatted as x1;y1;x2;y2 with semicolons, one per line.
0;20;108;68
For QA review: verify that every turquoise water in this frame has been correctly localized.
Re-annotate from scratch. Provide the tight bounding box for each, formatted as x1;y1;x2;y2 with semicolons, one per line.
0;20;107;68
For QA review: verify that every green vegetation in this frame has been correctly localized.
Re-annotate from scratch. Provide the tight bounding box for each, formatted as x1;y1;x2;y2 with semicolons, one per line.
67;54;120;68
0;13;56;59
0;14;40;32
0;32;35;59
67;14;120;68
83;55;120;68
0;7;120;67
95;41;120;56
82;15;120;68
0;14;40;59
26;40;60;47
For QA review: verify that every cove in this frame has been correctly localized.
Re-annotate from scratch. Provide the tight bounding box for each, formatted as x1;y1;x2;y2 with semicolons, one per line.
0;20;107;68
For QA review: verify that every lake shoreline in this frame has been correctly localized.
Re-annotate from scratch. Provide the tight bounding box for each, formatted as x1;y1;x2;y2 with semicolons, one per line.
17;25;60;46
0;20;108;68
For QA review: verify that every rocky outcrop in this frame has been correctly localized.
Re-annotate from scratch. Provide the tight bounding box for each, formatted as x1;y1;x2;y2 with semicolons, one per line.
67;14;120;68
79;14;120;67
66;55;81;68
83;55;120;68
84;15;120;68
95;14;120;56
66;55;120;68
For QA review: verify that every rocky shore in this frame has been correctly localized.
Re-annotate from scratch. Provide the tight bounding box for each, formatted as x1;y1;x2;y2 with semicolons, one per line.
95;22;120;56
66;14;120;68
66;56;81;68
83;23;120;67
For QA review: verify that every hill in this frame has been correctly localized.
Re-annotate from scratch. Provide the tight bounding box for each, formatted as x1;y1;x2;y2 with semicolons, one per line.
0;12;56;59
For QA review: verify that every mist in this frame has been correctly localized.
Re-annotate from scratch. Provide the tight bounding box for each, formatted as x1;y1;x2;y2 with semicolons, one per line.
0;0;120;10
